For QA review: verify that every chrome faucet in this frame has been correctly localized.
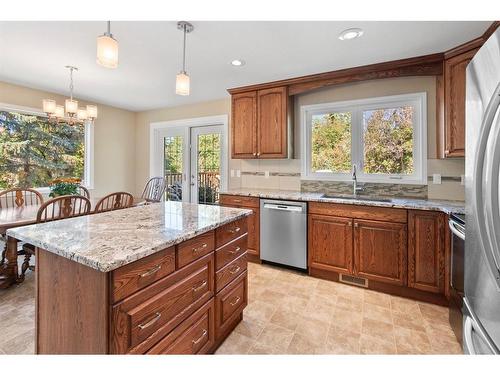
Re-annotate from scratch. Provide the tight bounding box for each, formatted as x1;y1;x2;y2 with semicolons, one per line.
352;164;364;195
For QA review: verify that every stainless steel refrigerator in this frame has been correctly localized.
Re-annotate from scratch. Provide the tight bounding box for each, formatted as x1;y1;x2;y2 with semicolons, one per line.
464;27;500;354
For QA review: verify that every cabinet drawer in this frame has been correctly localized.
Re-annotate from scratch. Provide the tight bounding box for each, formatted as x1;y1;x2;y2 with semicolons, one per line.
147;299;214;354
220;195;259;208
110;253;215;354
215;252;247;292
215;233;248;270
216;217;248;248
309;202;407;224
215;271;247;339
111;246;176;303
177;231;215;269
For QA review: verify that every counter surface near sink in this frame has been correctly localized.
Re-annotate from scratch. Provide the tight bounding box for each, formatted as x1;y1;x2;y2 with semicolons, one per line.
220;188;465;215
7;201;252;272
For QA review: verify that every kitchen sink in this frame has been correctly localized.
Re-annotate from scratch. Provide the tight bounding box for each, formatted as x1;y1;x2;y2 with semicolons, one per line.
320;194;394;203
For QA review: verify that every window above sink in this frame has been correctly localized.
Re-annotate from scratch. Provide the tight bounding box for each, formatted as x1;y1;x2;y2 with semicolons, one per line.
300;92;427;185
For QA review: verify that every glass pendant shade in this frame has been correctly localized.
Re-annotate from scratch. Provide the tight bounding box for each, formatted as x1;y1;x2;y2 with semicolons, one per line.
77;108;88;121
54;105;65;119
43;99;56;114
97;35;119;69
86;105;98;119
65;99;78;114
175;72;190;96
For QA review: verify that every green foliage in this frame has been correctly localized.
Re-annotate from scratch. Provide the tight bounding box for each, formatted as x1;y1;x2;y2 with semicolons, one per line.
0;111;84;189
311;112;351;173
49;181;79;198
363;107;414;175
198;184;217;204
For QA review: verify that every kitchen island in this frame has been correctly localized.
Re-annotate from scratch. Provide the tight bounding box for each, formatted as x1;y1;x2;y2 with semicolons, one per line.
7;201;252;354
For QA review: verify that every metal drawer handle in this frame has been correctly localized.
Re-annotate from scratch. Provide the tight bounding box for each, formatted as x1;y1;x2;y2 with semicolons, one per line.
140;264;162;278
138;312;161;330
354;222;359;228
233;199;242;203
192;243;208;253
192;280;208;293
228;227;241;234
229;265;241;274
192;329;208;345
228;246;241;255
229;296;241;306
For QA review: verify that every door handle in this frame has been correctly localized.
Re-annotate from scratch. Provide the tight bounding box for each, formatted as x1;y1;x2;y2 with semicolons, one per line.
448;220;465;241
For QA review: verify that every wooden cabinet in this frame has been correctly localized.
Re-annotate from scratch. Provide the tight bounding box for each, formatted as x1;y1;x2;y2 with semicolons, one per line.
231;92;257;158
408;210;446;294
219;195;260;260
442;48;478;157
231;86;291;159
354;219;407;286
308;214;353;274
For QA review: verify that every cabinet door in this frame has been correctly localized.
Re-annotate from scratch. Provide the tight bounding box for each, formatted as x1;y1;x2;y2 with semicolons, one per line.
444;48;478;157
408;210;446;294
257;86;288;158
246;207;260;257
308;214;353;274
354;219;407;286
231;91;257;158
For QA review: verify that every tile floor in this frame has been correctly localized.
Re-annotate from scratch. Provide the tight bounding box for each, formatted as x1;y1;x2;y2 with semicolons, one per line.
0;259;462;354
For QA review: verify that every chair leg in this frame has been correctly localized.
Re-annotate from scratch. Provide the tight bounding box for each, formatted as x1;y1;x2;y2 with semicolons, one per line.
21;253;32;277
0;247;5;266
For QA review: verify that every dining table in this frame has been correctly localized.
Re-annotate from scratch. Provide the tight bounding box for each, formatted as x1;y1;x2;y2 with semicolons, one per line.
0;197;145;289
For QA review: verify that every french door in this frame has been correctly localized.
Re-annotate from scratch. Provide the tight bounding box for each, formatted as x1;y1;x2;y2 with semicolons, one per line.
153;121;226;205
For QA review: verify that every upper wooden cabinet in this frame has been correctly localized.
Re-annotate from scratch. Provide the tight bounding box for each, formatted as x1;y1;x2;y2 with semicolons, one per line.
231;86;292;159
408;210;446;294
441;48;478;158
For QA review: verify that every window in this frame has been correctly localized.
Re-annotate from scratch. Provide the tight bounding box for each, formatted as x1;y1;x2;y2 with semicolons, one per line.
0;104;93;190
302;93;427;184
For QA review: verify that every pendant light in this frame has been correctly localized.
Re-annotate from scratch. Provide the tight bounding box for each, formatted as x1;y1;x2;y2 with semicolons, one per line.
97;21;119;69
176;21;194;96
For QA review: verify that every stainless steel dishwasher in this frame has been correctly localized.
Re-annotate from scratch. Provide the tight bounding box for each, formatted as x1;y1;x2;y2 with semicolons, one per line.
260;199;307;269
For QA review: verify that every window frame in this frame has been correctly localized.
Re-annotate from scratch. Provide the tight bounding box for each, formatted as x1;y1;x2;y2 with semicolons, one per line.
301;92;427;185
0;102;94;193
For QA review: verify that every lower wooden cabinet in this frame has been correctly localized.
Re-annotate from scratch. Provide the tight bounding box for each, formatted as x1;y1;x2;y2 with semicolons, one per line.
354;219;407;286
215;271;248;340
408;210;446;293
308;214;353;274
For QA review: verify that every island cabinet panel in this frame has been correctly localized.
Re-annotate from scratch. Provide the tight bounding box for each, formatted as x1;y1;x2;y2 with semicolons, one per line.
215;233;248;270
215;217;248;248
111;246;176;303
215;251;247;292
308;214;353;274
36;249;109;354
231;91;257;159
354;219;408;286
408;210;446;294
219;195;260;260
147;299;215;354
110;253;215;354
177;230;215;269
257;86;288;158
215;271;248;340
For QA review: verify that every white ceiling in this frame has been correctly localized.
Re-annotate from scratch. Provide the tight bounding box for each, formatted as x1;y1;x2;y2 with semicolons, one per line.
0;21;491;112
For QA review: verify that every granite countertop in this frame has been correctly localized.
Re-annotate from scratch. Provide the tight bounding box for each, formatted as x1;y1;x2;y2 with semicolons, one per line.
220;188;465;215
7;201;252;272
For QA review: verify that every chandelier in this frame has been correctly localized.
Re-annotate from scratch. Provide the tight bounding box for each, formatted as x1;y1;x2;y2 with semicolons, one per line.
42;66;98;125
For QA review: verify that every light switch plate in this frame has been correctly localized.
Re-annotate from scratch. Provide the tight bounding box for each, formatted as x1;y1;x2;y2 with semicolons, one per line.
236;170;241;178
433;174;442;184
264;171;270;178
230;169;235;177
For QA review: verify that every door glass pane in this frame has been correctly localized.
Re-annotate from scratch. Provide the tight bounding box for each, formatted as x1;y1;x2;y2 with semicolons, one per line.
197;133;221;205
311;112;352;173
164;136;183;201
362;106;414;175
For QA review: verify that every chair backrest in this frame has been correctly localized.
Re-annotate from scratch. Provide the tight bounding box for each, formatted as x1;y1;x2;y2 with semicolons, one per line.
36;195;91;223
77;185;90;199
94;192;134;213
141;177;166;203
0;188;44;209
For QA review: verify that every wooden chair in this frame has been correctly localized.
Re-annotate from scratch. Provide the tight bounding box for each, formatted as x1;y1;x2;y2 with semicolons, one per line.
141;177;166;203
77;185;90;199
94;192;134;213
0;188;44;266
21;195;91;277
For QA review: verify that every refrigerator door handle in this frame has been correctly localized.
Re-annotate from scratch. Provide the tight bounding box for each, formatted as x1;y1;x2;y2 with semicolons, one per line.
463;314;499;354
449;220;465;240
463;316;476;354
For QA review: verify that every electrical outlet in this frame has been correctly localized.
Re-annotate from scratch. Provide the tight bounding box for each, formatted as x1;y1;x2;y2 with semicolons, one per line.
264;171;270;178
236;170;241;178
433;174;442;184
461;175;465;185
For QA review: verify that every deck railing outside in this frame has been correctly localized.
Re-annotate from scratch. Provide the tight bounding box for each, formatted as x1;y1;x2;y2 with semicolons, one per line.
164;171;220;204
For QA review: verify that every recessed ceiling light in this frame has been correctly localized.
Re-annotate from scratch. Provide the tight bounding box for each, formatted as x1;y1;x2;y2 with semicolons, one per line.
338;28;364;41
231;59;245;67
